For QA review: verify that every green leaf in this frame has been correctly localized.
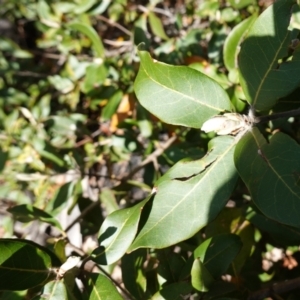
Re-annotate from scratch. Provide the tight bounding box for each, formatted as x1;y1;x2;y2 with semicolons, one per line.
121;249;147;300
234;128;300;228
148;12;169;40
157;249;186;283
68;23;105;59
88;273;123;300
101;90;123;120
224;15;257;72
205;208;254;274
151;282;193;300
239;0;300;111
191;258;214;292
91;196;152;265
228;0;255;9
129;136;238;250
134;51;231;128
32;280;68;300
37;0;60;28
82;63;108;94
0;239;57;291
8;204;63;231
194;234;242;278
74;0;97;14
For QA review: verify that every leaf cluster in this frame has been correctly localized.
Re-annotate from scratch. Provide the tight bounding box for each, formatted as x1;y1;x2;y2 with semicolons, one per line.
1;0;300;300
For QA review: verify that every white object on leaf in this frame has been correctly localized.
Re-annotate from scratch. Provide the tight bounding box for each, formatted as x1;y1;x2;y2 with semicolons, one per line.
201;113;255;136
57;256;80;278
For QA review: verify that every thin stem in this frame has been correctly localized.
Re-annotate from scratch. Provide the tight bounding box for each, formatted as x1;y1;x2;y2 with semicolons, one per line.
257;107;300;123
121;135;177;181
80;256;134;300
248;276;300;300
64;200;100;233
98;265;134;299
96;15;132;36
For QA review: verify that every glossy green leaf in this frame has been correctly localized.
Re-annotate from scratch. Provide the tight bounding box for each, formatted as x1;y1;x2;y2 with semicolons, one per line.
194;234;242;278
224;15;257;71
129;136;238;250
91;196;152;265
151;282;193;300
88;273;123;300
235;128;300;228
148;12;169;40
0;239;57;290
32;280;68;300
239;0;300;110
134;50;231;128
8;204;63;231
68;23;105;59
191;258;214;292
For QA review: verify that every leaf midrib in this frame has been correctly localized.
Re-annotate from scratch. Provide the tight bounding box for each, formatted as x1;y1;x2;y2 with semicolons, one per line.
252;18;290;106
133;138;236;246
251;131;300;200
140;63;226;112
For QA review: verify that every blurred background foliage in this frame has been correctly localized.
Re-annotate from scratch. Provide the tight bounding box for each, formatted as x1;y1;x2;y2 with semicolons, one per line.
3;0;300;299
0;0;265;237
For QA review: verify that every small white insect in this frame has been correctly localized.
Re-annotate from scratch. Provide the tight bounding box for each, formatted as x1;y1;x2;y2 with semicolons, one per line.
201;112;256;136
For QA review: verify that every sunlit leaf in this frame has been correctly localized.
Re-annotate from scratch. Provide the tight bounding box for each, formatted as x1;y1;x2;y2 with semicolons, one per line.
88;273;123;300
134;50;231;128
91;196;152;265
224;15;257;72
32;280;68;300
129;136;238;250
239;0;300;110
68;23;105;59
74;0;97;14
191;258;214;292
148;12;169;40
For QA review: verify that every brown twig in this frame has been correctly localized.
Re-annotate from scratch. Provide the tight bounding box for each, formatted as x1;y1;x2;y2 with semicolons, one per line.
121;135;177;181
247;277;300;300
136;4;173;17
96;15;132;36
74;129;102;148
